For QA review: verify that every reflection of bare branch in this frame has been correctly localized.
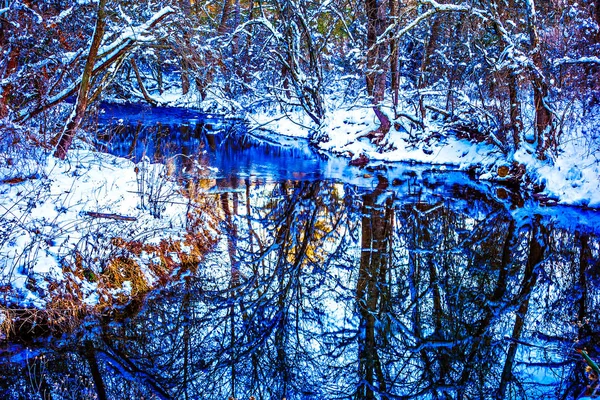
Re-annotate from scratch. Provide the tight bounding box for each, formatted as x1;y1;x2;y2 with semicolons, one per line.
97;339;171;400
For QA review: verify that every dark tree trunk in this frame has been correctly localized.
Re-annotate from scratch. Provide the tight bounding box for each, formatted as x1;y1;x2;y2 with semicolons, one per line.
0;47;19;119
389;0;400;111
418;16;442;121
218;0;235;34
508;73;523;150
525;0;554;158
365;0;390;142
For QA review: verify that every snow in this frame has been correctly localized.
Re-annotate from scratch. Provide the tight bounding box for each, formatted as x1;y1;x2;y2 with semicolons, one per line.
0;148;203;308
315;106;501;169
554;56;600;66
238;95;600;210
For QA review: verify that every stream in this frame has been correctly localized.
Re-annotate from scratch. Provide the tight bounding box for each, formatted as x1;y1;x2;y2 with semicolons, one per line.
1;104;599;399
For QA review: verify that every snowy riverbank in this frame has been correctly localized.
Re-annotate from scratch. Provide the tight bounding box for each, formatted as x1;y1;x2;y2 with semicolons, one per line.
246;100;600;209
0;147;216;327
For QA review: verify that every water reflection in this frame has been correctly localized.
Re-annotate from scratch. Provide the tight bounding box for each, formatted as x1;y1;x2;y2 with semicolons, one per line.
96;104;328;183
1;171;599;399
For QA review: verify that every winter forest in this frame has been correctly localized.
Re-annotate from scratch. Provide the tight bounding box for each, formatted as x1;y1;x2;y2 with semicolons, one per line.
1;0;600;398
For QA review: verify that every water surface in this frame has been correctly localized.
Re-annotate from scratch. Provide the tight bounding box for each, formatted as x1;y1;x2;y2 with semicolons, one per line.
1;106;599;399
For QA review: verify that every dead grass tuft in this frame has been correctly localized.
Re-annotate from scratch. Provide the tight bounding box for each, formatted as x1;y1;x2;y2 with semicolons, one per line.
100;256;150;297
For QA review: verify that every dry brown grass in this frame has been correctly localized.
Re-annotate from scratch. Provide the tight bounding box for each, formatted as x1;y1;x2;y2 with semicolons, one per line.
0;301;86;340
1;179;220;341
100;257;150;297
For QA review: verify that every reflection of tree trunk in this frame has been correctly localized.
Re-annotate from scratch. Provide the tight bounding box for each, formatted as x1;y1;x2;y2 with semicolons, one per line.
492;219;516;302
128;122;142;158
498;217;546;399
577;233;590;339
97;338;171;400
154;124;165;161
429;251;449;381
275;288;289;399
180;125;194;173
220;189;239;397
457;217;516;399
272;182;296;398
221;191;239;280
84;340;107;400
182;280;191;400
356;176;392;399
407;219;437;392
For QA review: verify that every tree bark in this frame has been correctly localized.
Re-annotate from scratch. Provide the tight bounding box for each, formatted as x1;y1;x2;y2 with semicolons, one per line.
218;0;235;34
525;0;554;157
0;47;19;119
508;73;523;150
365;0;390;141
389;0;400;111
418;15;442;121
54;0;108;159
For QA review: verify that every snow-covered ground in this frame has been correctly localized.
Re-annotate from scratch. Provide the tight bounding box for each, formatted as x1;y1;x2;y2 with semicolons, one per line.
0;147;215;312
242;98;600;209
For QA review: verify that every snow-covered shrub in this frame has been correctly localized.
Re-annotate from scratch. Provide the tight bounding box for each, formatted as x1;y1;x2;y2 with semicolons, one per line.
135;156;179;219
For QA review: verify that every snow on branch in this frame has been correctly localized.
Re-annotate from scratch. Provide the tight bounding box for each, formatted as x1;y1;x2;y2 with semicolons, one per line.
97;6;174;58
553;56;600;67
234;17;283;41
17;7;175;121
375;0;483;49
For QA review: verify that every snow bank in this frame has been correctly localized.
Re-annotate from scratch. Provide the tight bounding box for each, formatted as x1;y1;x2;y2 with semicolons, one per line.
243;98;600;210
0;149;214;310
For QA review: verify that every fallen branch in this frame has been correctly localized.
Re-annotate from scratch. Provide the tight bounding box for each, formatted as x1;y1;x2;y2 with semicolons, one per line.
1;174;39;185
131;59;159;106
85;212;137;221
